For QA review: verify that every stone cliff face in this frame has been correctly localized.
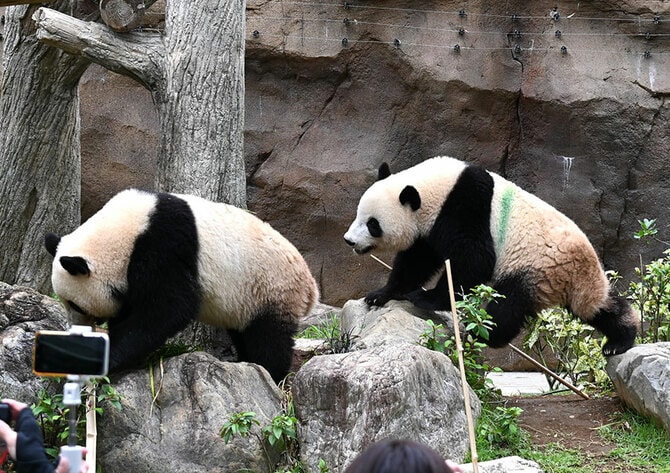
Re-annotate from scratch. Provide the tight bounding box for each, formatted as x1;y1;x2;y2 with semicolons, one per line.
78;0;670;305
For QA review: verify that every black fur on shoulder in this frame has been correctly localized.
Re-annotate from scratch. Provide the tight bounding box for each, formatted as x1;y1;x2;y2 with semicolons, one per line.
367;164;496;311
107;192;201;372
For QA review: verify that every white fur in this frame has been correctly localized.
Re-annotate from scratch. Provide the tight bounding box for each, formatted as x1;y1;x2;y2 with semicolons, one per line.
51;189;156;318
178;194;319;328
51;190;318;329
344;157;467;253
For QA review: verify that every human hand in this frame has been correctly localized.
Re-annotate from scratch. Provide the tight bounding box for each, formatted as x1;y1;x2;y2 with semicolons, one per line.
0;419;18;459
1;399;29;419
446;459;463;473
0;399;26;460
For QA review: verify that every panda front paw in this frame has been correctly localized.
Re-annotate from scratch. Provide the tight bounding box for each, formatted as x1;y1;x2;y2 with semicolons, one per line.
364;288;394;307
602;339;635;357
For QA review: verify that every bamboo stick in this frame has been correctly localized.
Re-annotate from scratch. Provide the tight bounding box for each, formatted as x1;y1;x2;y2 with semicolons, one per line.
506;343;590;400
445;260;479;473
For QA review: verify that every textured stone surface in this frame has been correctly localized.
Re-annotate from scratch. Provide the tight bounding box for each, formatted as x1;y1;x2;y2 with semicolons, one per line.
293;342;481;472
98;352;284;473
460;456;543;473
606;342;670;434
0;282;68;400
341;298;454;349
77;0;670;309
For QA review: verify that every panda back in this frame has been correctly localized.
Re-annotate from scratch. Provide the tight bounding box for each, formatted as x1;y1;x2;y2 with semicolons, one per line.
178;195;318;329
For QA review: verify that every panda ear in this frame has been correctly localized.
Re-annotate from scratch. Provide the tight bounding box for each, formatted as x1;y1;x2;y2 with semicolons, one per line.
378;163;391;180
399;185;421;211
59;256;90;276
45;233;61;257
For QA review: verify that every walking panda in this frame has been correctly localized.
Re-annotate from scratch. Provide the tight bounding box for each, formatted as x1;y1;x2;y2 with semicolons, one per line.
344;157;639;355
45;189;319;382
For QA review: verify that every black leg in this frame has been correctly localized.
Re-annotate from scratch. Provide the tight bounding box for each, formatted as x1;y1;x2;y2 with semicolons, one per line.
484;273;537;348
589;295;638;356
228;309;298;383
365;239;442;306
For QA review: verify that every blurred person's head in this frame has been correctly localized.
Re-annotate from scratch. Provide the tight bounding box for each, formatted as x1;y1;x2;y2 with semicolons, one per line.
343;439;456;473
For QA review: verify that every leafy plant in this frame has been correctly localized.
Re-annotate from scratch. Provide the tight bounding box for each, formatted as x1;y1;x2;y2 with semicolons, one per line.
220;411;260;443
31;377;122;459
634;218;658;240
628;250;670;343
420;284;502;397
523;307;609;391
220;382;328;473
419;285;529;462
475;405;528;457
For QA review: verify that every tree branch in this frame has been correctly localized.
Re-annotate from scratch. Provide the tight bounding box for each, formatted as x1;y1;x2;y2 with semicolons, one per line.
32;7;165;91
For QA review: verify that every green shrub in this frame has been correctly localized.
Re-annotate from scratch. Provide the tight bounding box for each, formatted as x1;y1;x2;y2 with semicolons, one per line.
524;307;610;391
32;377;122;459
419;284;502;398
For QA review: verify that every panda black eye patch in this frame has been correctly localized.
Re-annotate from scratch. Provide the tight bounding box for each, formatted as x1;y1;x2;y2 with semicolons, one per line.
367;218;383;237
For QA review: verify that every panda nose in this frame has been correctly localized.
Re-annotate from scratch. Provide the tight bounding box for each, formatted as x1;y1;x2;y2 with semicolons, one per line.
344;237;355;247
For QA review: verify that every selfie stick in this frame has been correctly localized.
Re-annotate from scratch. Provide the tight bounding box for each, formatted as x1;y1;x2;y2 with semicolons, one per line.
60;325;92;473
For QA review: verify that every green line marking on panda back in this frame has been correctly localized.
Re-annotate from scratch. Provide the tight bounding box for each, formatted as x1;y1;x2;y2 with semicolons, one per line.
497;186;514;247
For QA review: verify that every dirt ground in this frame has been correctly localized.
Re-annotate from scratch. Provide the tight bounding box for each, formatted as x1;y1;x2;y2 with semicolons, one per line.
508;394;623;454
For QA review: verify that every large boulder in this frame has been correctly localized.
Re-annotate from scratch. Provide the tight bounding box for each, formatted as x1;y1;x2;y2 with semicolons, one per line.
98;352;284;473
293;302;479;472
0;282;68;400
606;342;670;434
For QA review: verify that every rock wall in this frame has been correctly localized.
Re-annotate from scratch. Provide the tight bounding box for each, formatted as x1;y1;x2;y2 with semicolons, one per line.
75;0;670;306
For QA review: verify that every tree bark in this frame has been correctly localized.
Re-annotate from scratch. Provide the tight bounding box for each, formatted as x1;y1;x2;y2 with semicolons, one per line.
99;0;146;32
0;3;90;292
157;0;246;206
33;0;246;206
1;0;244;292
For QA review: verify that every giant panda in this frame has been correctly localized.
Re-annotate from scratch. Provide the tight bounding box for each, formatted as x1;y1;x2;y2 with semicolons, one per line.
344;157;639;356
45;189;319;382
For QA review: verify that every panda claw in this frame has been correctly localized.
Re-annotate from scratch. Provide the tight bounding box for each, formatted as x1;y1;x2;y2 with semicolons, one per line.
602;341;634;357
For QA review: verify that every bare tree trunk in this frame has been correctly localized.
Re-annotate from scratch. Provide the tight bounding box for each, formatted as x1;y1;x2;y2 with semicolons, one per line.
0;3;90;292
32;0;246;206
155;0;246;206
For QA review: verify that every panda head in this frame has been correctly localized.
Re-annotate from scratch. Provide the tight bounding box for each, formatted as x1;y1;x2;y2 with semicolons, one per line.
45;232;123;320
344;163;423;254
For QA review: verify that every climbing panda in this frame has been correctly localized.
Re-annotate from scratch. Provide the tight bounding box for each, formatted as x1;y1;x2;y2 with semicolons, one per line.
45;189;319;382
343;157;639;356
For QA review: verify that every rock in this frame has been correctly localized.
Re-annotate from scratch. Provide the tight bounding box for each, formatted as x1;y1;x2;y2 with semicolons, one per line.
98;352;284;473
606;342;670;433
0;282;68;400
341;298;455;349
292;342;481;472
298;302;342;332
459;456;543;473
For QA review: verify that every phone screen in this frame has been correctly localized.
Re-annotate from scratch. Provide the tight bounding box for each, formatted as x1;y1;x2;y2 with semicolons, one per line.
33;331;110;377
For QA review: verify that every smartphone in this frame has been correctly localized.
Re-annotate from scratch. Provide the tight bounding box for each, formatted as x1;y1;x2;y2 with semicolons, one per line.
0;403;10;424
33;330;110;377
